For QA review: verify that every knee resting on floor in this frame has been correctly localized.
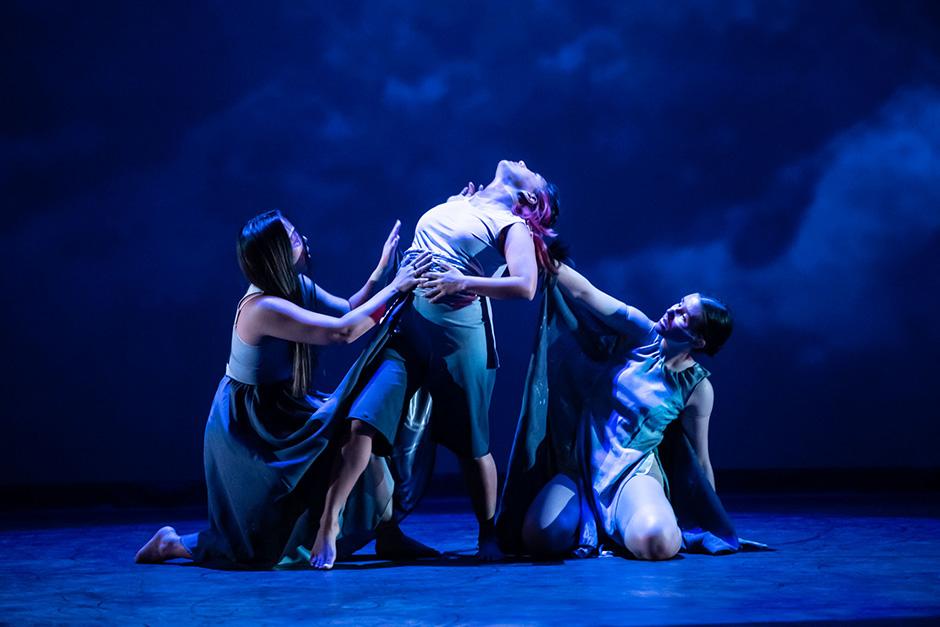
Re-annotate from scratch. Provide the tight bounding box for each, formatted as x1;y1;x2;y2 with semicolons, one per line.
623;511;681;561
522;510;578;556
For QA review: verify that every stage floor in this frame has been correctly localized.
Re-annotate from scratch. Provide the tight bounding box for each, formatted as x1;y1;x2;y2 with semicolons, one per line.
1;494;939;625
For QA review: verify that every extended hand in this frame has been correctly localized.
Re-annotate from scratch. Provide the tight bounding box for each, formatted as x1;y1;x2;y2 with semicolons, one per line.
378;220;402;270
447;181;485;202
391;251;433;293
460;181;485;196
422;260;467;303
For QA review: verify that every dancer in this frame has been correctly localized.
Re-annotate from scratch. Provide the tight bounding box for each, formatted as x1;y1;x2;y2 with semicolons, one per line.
310;160;560;569
497;263;761;559
135;210;431;566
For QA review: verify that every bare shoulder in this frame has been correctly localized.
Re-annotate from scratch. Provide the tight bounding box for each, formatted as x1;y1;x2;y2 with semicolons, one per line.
244;294;281;312
686;377;714;415
501;221;536;261
501;220;532;245
233;294;274;344
239;294;294;328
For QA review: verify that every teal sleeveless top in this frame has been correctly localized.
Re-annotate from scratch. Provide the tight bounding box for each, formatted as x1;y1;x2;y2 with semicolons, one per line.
585;324;710;541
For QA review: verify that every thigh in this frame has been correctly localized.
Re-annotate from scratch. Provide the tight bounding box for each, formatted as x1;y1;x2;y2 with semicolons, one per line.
427;325;495;458
522;473;580;554
348;347;417;455
613;474;677;542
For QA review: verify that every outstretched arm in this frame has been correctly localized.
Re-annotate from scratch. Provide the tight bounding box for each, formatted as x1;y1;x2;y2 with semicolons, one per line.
680;378;715;490
423;222;538;301
249;252;432;346
556;263;654;338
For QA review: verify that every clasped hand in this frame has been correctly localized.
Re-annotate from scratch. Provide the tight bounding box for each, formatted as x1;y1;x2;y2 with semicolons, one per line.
389;253;468;303
391;252;434;293
421;260;467;303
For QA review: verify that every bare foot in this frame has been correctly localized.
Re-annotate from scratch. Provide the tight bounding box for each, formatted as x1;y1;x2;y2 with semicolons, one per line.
477;535;504;562
310;522;339;570
135;526;191;563
375;524;440;560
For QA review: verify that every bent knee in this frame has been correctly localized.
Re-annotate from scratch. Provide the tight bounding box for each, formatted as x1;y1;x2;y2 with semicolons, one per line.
623;511;681;561
349;419;378;439
522;517;577;556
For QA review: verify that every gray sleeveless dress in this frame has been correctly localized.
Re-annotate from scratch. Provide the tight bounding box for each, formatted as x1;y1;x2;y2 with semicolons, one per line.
181;277;394;567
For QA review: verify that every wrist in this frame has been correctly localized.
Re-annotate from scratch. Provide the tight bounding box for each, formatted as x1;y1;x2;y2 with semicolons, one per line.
368;301;387;323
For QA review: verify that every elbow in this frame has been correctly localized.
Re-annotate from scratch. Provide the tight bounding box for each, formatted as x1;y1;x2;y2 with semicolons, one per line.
341;326;362;345
326;323;356;345
509;283;536;301
519;276;538;301
342;328;361;345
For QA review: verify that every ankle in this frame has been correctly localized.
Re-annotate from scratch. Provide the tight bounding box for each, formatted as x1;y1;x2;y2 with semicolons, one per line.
319;516;340;535
376;521;402;539
478;518;497;542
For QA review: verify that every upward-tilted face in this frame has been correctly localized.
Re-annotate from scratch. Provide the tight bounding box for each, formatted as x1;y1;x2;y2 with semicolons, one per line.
280;217;306;266
654;293;706;347
494;159;547;192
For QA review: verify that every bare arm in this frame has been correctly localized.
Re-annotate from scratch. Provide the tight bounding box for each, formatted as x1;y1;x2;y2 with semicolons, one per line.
347;220;402;309
309;283;352;316
556;263;654;338
423;222;538;302
242;252;431;346
679;378;715;490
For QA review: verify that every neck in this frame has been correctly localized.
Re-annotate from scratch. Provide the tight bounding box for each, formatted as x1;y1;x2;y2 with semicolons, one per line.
659;338;695;371
475;180;517;209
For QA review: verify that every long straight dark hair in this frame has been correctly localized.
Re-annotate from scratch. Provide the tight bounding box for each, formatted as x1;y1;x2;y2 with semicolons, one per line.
236;210;313;397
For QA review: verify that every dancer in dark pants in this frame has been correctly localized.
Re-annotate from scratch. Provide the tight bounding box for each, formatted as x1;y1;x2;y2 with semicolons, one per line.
310;160;561;569
135;211;431;567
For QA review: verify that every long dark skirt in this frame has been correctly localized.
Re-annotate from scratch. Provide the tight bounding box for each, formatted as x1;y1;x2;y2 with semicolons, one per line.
182;377;393;568
180;293;456;568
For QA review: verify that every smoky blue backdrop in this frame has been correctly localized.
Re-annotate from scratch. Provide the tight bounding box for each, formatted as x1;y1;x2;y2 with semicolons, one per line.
3;1;939;486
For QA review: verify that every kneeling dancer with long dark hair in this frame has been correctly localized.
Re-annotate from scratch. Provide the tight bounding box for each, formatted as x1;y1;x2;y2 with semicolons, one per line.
135;211;430;566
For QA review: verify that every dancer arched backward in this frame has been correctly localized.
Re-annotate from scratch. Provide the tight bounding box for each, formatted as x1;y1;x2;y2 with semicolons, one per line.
310;160;561;569
135;211;432;566
496;264;769;559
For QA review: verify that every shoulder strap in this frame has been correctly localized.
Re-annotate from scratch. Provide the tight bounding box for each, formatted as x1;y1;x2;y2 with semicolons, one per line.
233;289;264;329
